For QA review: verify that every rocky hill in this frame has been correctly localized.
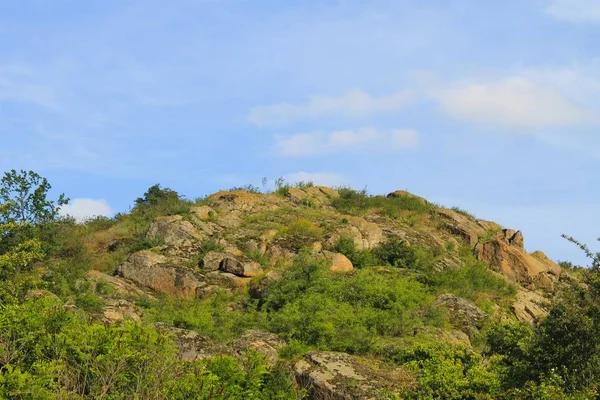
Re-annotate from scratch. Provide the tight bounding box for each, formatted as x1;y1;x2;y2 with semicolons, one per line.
52;184;568;398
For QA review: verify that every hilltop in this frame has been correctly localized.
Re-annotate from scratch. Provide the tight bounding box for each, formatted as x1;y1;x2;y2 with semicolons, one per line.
1;178;597;399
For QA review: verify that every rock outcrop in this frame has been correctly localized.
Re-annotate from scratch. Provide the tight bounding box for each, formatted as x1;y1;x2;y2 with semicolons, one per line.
229;330;285;367
327;216;384;250
117;250;206;300
294;351;417;399
86;270;155;299
437;208;561;290
287;186;339;207
323;251;354;272
100;299;143;325
435;294;488;335
147;215;206;244
200;251;263;277
475;230;560;290
512;289;551;325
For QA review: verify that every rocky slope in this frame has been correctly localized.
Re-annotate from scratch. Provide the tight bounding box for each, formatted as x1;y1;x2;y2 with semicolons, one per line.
81;186;563;399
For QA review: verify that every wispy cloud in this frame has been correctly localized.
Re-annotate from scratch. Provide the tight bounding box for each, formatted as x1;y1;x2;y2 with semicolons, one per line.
432;76;594;128
0;64;61;110
545;0;600;23
59;198;113;222
274;127;420;157
248;89;415;126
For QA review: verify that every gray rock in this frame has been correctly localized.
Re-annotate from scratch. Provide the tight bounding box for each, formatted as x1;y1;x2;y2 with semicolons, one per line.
435;294;488;335
294;351;417;399
229;330;285;367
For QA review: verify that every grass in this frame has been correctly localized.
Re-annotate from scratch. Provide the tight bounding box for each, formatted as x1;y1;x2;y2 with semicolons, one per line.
450;206;475;219
331;188;435;221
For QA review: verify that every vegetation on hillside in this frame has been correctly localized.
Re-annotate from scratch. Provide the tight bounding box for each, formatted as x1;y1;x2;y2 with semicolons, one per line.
0;171;598;398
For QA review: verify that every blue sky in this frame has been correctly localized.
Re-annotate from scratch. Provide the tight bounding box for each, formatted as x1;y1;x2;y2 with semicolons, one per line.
1;0;598;265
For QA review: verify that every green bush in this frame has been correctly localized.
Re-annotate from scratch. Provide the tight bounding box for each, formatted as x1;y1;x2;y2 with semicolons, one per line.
425;262;517;303
0;296;302;399
331;188;433;219
334;237;379;268
261;253;443;353
390;341;502;399
373;237;421;269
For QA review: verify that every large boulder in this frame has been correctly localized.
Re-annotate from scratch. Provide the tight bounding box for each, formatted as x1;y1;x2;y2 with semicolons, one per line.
328;216;383;250
437;208;499;247
100;299;143;325
200;251;263;277
323;251;354;273
208;190;284;214
190;205;216;221
147;215;206;244
512;289;550;325
294;352;417;399
435;294;488;335
438;208;561;290
475;231;560;290
117;251;206;300
206;271;251;288
286;186;338;207
85;270;155;299
229;330;285;367
387;190;428;204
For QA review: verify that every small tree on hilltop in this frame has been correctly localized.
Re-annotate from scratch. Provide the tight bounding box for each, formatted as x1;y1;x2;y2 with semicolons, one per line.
0;169;69;225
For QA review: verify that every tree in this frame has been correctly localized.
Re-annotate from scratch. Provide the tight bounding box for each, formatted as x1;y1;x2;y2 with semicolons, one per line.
134;184;180;208
0;203;44;303
0;170;68;225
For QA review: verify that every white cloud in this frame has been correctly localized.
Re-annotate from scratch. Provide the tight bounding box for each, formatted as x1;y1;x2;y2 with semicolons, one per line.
433;77;593;128
0;64;61;110
275;127;420;156
546;0;600;23
282;171;347;187
248;89;415;126
59;198;113;222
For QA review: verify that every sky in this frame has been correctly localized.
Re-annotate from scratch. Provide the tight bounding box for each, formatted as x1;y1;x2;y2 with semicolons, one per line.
0;0;598;265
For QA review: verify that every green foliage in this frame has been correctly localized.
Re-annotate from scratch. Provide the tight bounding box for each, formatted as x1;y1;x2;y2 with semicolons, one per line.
261;252;443;353
226;184;263;194
147;292;265;342
486;322;536;389
133;184;191;220
332;188;434;219
0;204;45;304
0;169;68;225
129;236;165;252
478;227;502;244
0;296;302;399
276;218;324;251
335;236;433;271
425;262;517;304
391;341;502;399
334;237;379;268
450;206;475;219
531;287;600;393
373;237;420;269
197;238;226;260
273;178;314;197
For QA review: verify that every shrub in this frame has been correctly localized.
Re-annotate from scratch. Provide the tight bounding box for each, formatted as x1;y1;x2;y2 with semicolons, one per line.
390;341;502;399
425;262;517;303
450;206;475;219
331;188;434;219
334;237;379;268
373;237;418;269
262;253;442;353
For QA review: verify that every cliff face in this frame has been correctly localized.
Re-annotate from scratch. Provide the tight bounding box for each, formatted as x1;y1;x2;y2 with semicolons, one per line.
82;186;563;398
